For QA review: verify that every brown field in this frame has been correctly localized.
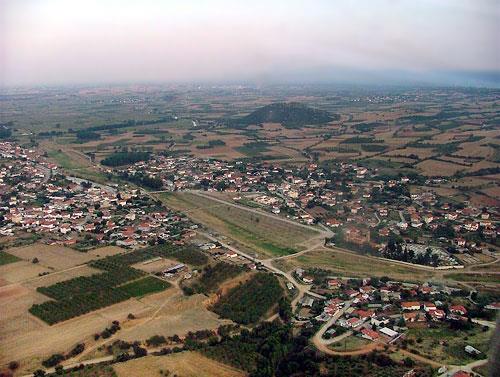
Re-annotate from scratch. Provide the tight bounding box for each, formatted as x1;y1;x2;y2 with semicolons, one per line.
384;147;436;159
0;293;152;373
281;247;436;282
113;352;246;377
86;246;127;258
131;257;180;273
8;244;103;270
117;290;232;343
416;159;465;176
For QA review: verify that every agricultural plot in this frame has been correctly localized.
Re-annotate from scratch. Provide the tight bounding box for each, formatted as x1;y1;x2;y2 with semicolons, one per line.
283;247;436;282
0;251;20;265
162;192;318;257
118;276;171;297
113;352;245;377
117;290;231;343
8;244;102;270
29;243;196;324
211;272;283;324
188;262;245;294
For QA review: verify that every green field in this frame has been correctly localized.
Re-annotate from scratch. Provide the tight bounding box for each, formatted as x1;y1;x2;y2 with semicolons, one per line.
118;276;171;297
0;251;21;265
405;324;492;365
160;192;318;258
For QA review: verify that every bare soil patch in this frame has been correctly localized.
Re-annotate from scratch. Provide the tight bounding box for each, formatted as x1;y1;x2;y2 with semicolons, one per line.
114;352;246;377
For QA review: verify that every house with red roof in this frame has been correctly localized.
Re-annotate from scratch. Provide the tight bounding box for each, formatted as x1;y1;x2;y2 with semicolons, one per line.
360;328;380;341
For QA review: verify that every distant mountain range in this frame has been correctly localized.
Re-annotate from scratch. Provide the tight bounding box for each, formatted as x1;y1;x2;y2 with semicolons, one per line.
231;102;338;128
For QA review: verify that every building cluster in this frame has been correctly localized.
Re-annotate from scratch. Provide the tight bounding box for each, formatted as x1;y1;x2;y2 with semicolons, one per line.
296;272;498;348
0;142;194;248
116;153;498;267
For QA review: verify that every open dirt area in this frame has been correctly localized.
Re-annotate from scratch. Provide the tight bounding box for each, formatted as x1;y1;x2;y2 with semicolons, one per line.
0;260;51;284
8;244;103;270
113;352;246;377
281;247;436;282
117;290;232;343
0;291;155;374
132;257;182;274
22;265;102;289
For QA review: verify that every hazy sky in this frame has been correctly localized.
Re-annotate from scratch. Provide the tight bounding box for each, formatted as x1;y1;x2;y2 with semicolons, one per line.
1;0;499;86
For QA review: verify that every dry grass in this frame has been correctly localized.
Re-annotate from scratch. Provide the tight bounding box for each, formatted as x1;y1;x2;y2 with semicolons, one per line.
113;352;246;377
161;192;319;258
118;290;232;343
285;247;436;282
8;244;102;270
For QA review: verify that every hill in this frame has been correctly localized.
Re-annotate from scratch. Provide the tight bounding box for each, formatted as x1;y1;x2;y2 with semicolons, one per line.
234;102;337;128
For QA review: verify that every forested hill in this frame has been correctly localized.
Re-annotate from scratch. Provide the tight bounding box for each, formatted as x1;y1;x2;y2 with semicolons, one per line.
232;102;337;128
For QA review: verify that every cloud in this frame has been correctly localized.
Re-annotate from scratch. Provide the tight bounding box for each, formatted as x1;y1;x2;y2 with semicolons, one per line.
1;0;499;86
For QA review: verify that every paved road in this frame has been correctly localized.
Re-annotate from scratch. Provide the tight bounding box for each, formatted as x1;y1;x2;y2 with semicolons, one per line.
312;301;352;351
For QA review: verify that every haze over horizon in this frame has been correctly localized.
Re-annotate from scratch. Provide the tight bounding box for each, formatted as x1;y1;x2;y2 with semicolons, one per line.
1;0;499;87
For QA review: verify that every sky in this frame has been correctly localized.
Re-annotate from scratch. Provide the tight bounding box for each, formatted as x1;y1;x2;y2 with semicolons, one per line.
1;0;499;87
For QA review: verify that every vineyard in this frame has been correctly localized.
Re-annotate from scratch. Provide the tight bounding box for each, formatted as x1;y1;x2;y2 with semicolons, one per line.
29;243;203;324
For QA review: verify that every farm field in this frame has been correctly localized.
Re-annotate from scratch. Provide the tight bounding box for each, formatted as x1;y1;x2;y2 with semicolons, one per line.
211;273;283;324
280;247;436;282
113;352;246;377
118;276;171;297
8;243;106;270
27;244;195;324
160;192;319;258
0;251;20;265
113;290;232;344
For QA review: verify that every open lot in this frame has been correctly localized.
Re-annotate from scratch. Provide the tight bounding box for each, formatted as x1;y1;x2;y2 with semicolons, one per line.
161;192;319;258
281;247;436;282
117;290;232;343
8;244;105;270
405;324;493;365
113;352;246;377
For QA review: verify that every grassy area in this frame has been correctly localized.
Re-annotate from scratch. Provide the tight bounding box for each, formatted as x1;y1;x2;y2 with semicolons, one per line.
0;251;21;265
47;149;83;170
445;273;500;285
329;335;371;351
160;192;317;257
405;324;492;365
118;276;171;297
288;248;435;282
